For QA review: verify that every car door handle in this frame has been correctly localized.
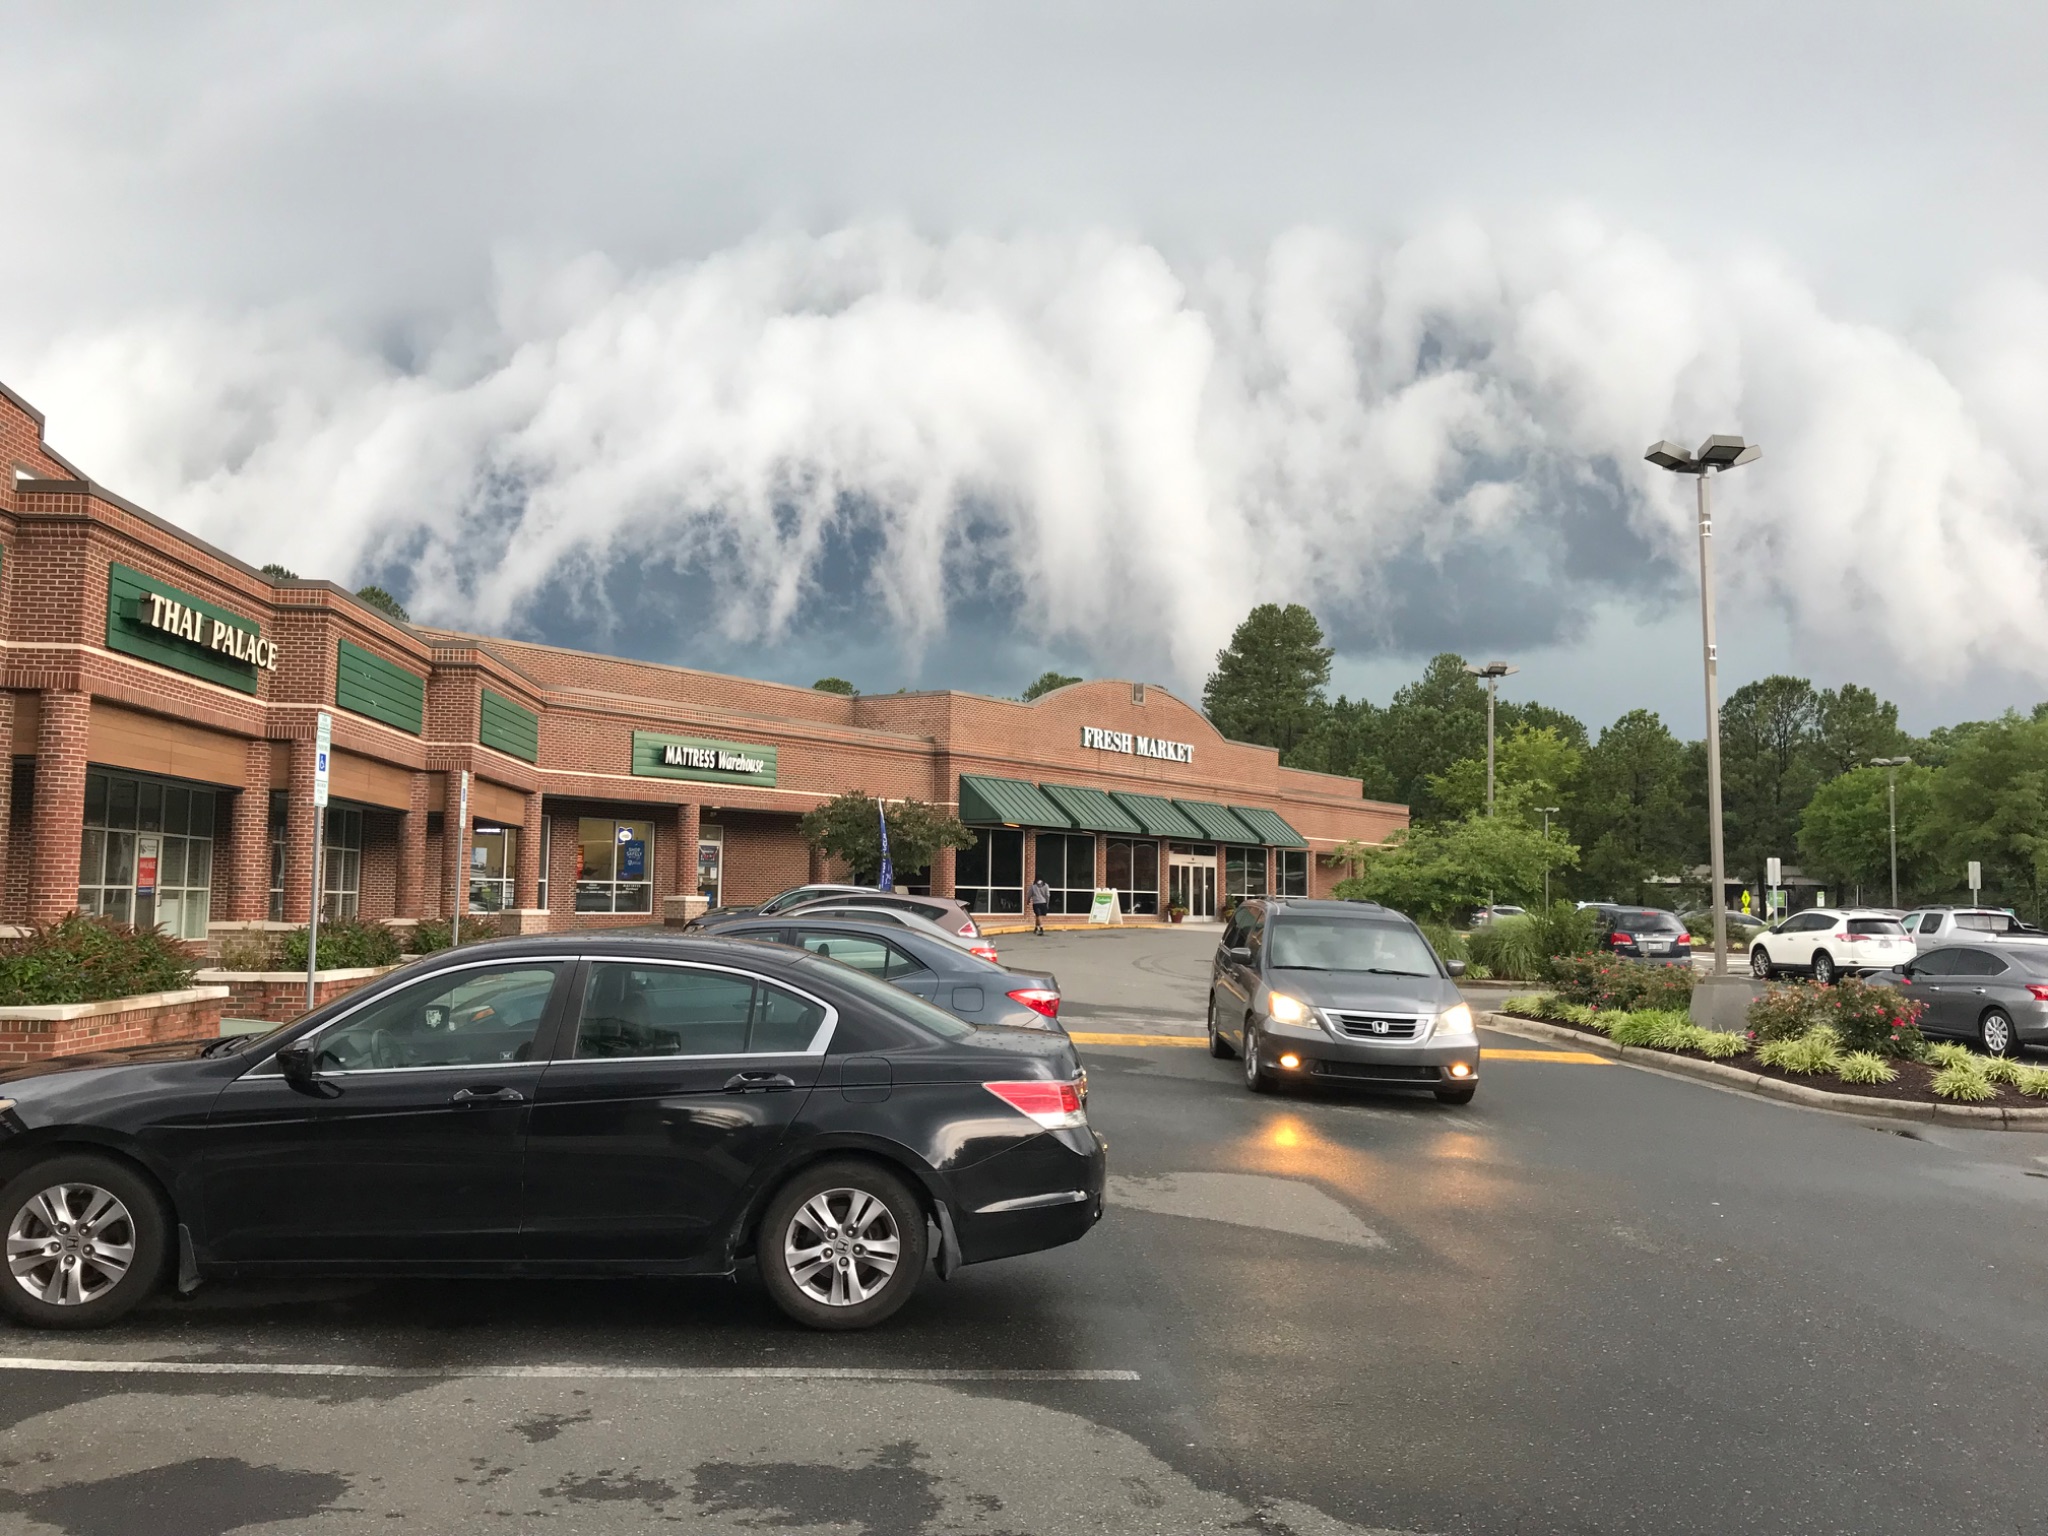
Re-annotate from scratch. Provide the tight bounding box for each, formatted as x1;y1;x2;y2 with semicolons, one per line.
723;1072;798;1093
450;1086;525;1107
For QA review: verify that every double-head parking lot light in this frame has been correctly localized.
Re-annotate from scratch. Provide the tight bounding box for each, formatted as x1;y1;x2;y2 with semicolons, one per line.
1644;435;1761;977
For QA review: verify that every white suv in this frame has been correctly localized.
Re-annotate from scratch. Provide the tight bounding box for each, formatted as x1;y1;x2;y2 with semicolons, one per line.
1749;908;1915;984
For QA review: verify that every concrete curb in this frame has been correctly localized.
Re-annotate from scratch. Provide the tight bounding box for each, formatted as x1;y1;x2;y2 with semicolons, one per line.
1482;1012;2048;1131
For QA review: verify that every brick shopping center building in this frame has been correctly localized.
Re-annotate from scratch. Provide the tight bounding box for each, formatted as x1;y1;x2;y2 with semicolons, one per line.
0;381;1406;940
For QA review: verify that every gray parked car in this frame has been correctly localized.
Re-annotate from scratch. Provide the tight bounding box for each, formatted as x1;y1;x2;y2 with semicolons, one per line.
713;917;1064;1032
694;885;981;940
1206;897;1479;1104
1869;941;2048;1056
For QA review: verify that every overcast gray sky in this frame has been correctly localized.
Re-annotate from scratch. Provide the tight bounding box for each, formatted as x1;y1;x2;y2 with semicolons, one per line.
5;2;2045;735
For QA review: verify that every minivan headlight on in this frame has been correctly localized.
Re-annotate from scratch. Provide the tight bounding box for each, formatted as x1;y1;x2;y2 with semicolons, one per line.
1267;993;1313;1025
1432;1003;1476;1041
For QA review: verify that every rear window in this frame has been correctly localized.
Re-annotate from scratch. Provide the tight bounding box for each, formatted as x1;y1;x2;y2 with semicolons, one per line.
1848;919;1906;936
1615;910;1686;934
1955;912;2019;932
801;955;976;1039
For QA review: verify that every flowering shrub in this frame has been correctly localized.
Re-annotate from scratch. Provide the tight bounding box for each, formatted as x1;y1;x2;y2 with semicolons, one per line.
1545;955;1697;1012
1745;978;1923;1057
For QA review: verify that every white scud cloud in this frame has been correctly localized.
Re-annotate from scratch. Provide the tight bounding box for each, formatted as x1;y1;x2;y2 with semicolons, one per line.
15;212;2047;691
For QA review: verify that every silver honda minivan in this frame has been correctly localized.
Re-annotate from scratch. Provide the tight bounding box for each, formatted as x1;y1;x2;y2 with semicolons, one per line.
1208;898;1480;1104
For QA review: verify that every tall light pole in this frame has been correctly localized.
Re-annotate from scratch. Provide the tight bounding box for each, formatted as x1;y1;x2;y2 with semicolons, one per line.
1463;661;1519;816
1537;806;1560;907
1869;756;1912;909
1646;435;1760;978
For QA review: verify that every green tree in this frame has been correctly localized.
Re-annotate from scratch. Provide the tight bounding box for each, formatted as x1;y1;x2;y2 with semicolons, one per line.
1201;603;1332;752
1798;763;1937;904
355;585;410;623
812;677;857;695
1918;713;2048;917
1284;696;1399;801
1568;709;1694;903
1022;671;1082;701
261;563;298;580
1719;675;1821;887
1426;725;1582;822
1371;654;1491;821
1331;815;1578;921
799;792;975;884
1812;683;1909;778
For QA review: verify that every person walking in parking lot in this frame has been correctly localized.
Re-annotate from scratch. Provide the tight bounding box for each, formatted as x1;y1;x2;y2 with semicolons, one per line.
1029;876;1051;934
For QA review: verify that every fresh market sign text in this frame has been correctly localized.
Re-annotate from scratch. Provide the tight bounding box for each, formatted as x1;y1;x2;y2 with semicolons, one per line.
1081;726;1193;764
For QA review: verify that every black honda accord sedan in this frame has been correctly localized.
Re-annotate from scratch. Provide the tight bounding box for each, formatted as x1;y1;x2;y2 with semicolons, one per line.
0;933;1105;1332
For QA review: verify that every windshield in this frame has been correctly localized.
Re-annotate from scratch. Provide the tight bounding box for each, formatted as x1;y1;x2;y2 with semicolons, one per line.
1267;918;1441;976
1615;910;1686;933
802;955;976;1039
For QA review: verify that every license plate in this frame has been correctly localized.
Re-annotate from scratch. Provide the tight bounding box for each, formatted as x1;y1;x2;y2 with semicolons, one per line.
1641;941;1670;953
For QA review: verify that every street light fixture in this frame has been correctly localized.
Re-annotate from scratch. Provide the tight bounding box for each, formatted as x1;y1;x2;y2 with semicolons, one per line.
1463;661;1519;817
1644;434;1761;978
1536;806;1560;907
1869;756;1913;909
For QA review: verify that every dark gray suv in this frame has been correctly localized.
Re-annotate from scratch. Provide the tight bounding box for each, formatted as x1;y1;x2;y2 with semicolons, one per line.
1207;898;1479;1104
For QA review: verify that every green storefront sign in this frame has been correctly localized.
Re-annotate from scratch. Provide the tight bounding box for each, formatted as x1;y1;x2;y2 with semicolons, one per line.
631;731;778;787
106;563;277;694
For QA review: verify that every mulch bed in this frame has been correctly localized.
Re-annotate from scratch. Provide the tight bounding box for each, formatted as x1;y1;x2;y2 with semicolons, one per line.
1500;1011;2039;1109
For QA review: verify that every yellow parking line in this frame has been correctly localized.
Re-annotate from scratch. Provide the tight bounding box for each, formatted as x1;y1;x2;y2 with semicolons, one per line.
1482;1048;1611;1065
1069;1032;1208;1047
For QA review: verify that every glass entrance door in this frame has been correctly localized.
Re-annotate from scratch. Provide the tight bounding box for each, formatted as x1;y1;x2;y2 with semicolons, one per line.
1168;852;1217;920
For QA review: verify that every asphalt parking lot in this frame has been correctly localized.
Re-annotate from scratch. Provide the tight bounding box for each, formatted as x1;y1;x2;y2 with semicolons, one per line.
6;925;2048;1534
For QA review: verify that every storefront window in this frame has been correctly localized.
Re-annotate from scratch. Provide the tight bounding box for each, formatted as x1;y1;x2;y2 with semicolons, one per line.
1033;832;1097;914
956;828;1024;914
471;823;520;913
698;825;723;907
78;770;217;940
1105;838;1160;916
323;806;362;920
1277;849;1309;897
267;789;288;921
1225;846;1269;902
577;816;654;914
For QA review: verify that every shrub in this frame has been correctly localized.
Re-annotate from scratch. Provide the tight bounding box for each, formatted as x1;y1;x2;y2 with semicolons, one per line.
1757;1027;1842;1075
1836;1051;1899;1085
214;931;282;971
281;918;403;970
1419;922;1469;965
1606;1008;1696;1049
1925;1041;1978;1069
0;914;199;1006
1931;1062;1995;1102
1467;917;1545;981
407;915;505;954
1527;902;1599;964
1746;979;1924;1058
1981;1055;2026;1086
2014;1065;2048;1098
1691;1029;1749;1060
1504;992;1599;1029
1547;955;1696;1012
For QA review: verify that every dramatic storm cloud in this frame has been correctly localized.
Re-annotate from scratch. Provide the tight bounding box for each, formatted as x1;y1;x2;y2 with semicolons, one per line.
4;3;2045;719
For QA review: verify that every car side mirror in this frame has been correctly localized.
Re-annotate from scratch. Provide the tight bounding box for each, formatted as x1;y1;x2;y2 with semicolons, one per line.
1225;945;1253;965
276;1042;318;1087
1446;959;1467;978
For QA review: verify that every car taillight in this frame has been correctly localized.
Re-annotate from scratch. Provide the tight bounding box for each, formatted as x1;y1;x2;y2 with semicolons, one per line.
1609;932;1633;946
972;944;1001;963
1838;932;1863;942
983;1079;1086;1129
959;921;978;937
1007;987;1060;1019
2028;984;2048;1002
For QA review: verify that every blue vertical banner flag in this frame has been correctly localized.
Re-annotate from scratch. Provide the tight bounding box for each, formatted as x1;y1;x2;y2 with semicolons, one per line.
877;800;894;892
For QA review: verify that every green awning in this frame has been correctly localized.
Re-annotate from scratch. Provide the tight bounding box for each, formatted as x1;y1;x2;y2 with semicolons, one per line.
1173;799;1261;843
1039;782;1143;834
1108;791;1205;838
958;773;1072;828
1230;805;1308;849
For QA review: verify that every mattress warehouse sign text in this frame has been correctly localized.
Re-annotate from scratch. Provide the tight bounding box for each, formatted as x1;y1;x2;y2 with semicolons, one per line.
632;731;778;786
1081;726;1193;764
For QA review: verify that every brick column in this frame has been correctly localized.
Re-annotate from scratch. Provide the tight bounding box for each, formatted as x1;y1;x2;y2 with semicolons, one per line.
674;803;700;897
441;775;472;922
282;738;320;924
219;738;274;921
0;694;13;911
397;771;429;918
930;845;956;899
517;791;545;910
27;690;90;924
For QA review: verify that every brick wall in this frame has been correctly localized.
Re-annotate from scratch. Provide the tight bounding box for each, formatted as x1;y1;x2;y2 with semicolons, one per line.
0;988;226;1065
198;967;393;1023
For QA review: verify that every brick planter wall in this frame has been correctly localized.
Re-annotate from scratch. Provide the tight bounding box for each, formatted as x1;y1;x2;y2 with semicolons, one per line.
0;986;231;1064
193;966;397;1023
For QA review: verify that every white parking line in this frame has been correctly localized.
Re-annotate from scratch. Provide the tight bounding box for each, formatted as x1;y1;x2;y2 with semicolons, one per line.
0;1357;1138;1382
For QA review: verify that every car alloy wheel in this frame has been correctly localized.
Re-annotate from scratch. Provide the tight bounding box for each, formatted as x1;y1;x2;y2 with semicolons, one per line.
1980;1009;2018;1058
1750;947;1775;980
1242;1022;1272;1093
7;1183;136;1308
758;1160;928;1331
1811;951;1836;986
